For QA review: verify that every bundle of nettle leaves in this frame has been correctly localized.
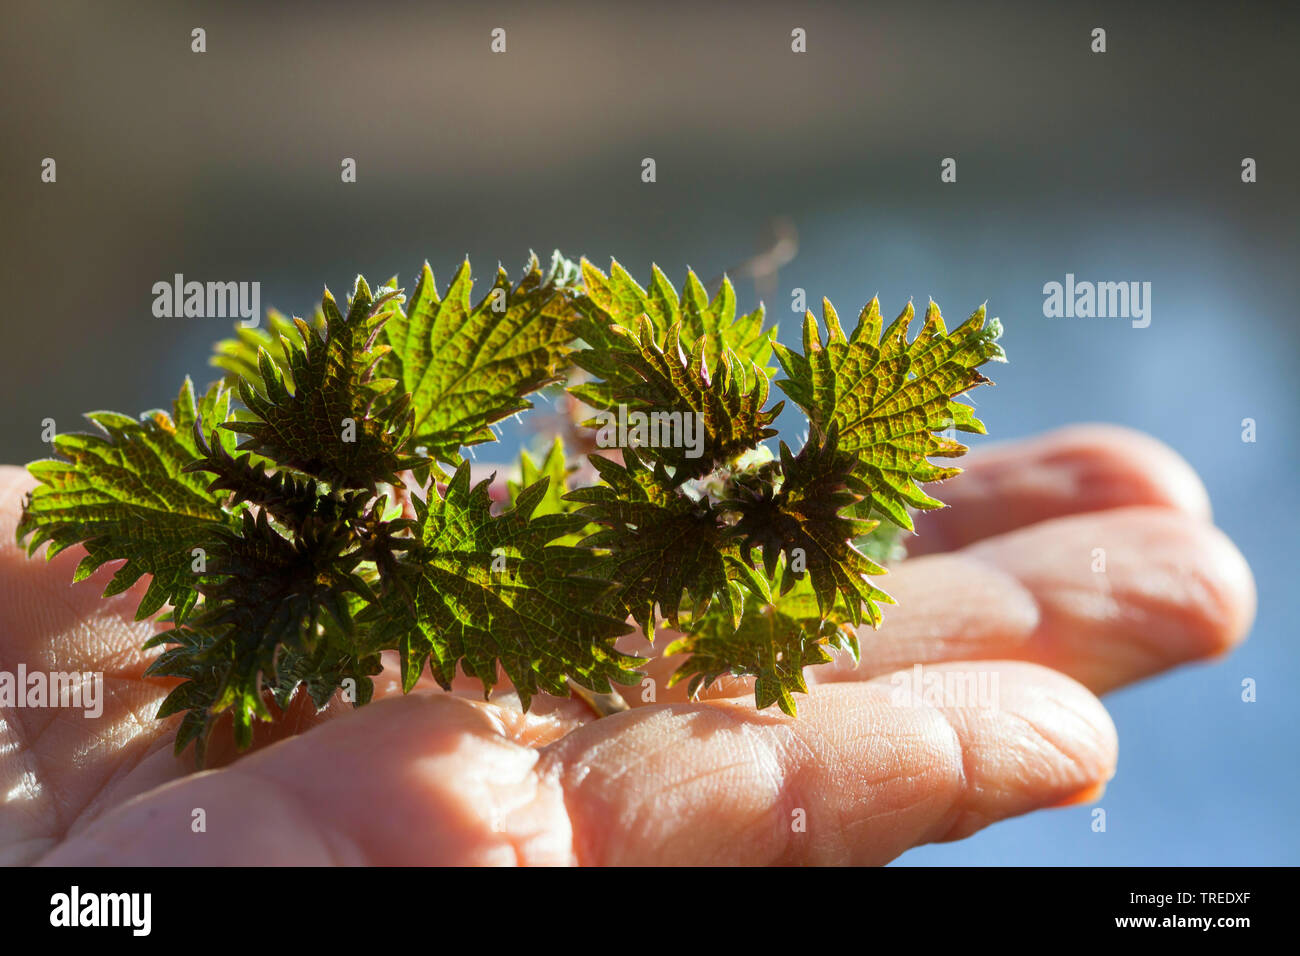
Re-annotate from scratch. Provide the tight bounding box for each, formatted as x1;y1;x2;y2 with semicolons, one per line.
17;253;1004;764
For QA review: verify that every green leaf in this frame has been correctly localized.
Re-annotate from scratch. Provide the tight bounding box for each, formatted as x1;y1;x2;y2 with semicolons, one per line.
17;378;239;622
727;429;895;628
184;425;369;528
508;436;576;517
572;259;776;391
856;519;909;565
569;261;782;482
665;571;858;717
572;317;782;482
17;253;1007;763
224;276;419;489
269;591;383;712
145;507;367;755
564;448;736;639
362;462;640;708
382;251;580;465
507;436;590;547
210;306;326;394
773;297;1004;529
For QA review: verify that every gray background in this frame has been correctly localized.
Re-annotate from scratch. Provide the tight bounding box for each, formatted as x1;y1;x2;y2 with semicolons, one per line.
2;0;1296;864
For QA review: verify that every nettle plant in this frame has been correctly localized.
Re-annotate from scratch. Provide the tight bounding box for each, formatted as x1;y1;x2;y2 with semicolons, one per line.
18;253;1004;764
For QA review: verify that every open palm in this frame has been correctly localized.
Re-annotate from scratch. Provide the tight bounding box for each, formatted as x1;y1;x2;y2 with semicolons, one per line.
0;425;1253;865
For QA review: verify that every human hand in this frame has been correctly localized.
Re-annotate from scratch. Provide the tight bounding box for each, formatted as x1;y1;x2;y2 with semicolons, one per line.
0;425;1254;865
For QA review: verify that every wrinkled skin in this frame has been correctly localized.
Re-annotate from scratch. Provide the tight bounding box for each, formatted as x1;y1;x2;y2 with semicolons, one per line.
0;425;1255;865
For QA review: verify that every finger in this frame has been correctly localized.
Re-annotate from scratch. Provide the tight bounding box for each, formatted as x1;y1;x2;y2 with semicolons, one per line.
627;504;1254;707
815;506;1256;695
40;693;578;865
0;466;158;671
908;424;1212;555
540;663;1117;865
0;466;193;863
42;664;1115;866
364;650;597;742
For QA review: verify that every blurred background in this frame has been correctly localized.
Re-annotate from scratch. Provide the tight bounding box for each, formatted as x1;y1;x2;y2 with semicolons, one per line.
2;0;1296;864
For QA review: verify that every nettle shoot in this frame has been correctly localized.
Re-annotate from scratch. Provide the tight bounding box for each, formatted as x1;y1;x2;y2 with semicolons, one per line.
17;253;1005;764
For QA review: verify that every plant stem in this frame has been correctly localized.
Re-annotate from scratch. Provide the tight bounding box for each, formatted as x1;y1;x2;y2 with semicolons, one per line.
568;680;631;717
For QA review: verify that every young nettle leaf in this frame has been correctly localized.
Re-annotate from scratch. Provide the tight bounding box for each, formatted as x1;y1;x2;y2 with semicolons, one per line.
271;631;381;714
574;318;782;482
146;507;372;758
774;297;1004;529
569;261;782;482
211;306;326;395
665;570;858;717
17;378;239;623
19;251;1006;756
571;259;777;404
727;428;895;627
361;463;641;709
185;426;337;527
564;448;738;640
507;437;591;546
508;437;578;517
228;276;419;489
856;518;909;565
381;251;580;467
